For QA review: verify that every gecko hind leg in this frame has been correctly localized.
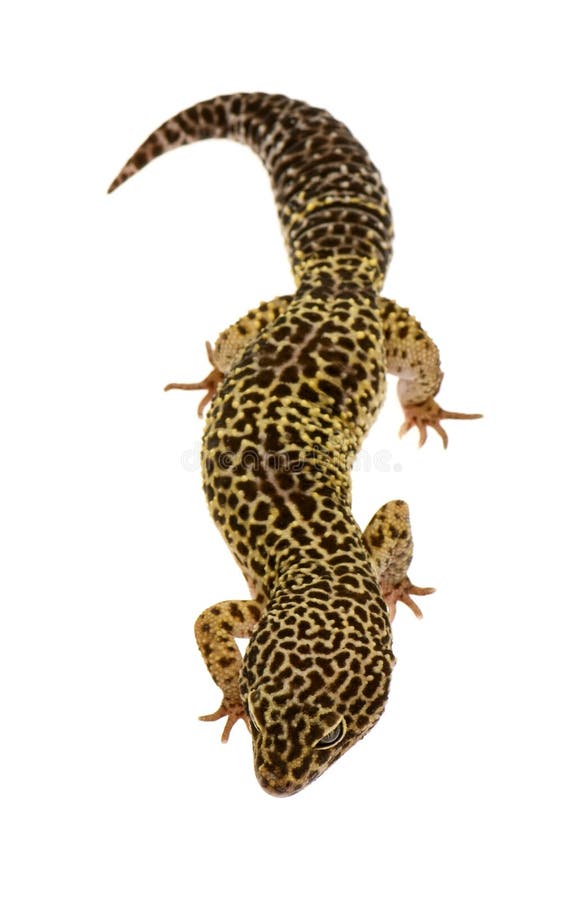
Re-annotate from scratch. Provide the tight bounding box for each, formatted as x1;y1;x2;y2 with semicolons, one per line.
164;341;222;417
164;293;294;417
363;499;435;622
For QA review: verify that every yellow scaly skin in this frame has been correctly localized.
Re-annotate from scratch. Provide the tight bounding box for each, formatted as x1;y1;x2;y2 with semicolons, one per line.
109;93;480;796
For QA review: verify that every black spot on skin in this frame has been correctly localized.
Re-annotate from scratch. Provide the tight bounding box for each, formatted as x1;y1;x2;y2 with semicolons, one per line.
318;379;343;405
273;506;294;530
272;383;293;398
239;480;257;502
321;534;338;554
270;650;285;672
229;603;244;622
255;500;270;521
369;530;384;548
281;365;299;383
276;471;295;490
164;126;181;143
290;492;317;519
298;382;319;403
250;523;267;540
265;424;284;453
257;370;275;389
291;525;308;543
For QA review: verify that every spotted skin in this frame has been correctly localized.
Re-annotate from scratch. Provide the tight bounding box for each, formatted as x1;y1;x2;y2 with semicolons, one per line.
109;93;480;796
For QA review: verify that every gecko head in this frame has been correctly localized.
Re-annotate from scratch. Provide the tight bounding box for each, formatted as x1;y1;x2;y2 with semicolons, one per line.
240;603;394;797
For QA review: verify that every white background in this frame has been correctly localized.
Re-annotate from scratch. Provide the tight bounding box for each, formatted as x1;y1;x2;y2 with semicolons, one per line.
2;1;581;897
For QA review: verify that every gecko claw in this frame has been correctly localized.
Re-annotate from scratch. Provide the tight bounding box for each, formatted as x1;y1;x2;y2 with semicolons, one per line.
381;577;436;622
164;341;224;417
199;699;251;743
400;399;482;448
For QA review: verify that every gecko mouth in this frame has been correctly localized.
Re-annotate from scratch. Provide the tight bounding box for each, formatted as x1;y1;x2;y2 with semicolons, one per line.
257;774;299;797
255;764;318;798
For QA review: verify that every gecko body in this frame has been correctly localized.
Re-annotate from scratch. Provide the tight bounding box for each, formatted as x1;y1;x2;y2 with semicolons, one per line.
109;93;479;795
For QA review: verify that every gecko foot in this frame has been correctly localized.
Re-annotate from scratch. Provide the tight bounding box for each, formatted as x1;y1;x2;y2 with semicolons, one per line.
381;576;435;622
164;341;224;417
199;699;251;744
400;398;482;449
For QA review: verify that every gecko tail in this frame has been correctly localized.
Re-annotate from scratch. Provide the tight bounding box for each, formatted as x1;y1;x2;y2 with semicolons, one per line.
107;92;393;280
107;94;244;194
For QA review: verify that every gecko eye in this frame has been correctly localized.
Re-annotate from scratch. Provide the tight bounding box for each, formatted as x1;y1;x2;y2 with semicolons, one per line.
317;720;345;748
249;712;260;733
247;698;261;733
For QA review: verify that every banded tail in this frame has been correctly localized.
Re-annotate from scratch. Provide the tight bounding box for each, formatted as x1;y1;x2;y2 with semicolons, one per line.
108;92;393;285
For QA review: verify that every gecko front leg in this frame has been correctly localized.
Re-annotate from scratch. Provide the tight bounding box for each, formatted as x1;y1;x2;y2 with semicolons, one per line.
164;340;223;416
164;294;294;416
194;599;263;742
363;499;435;621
